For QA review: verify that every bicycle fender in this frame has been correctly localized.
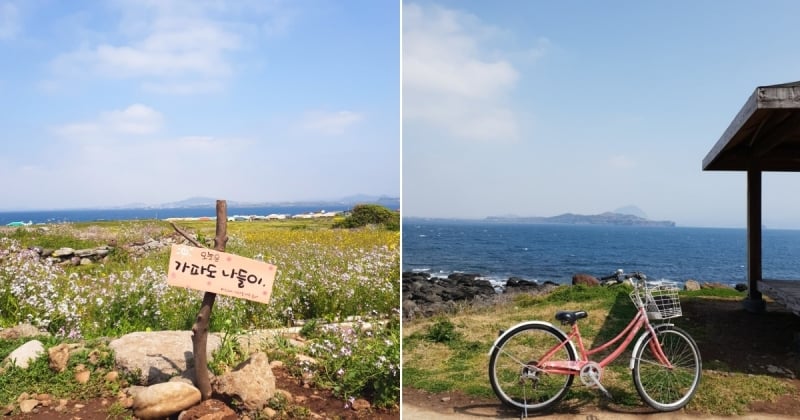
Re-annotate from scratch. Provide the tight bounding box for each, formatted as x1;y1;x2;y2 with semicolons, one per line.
488;321;577;356
628;323;675;370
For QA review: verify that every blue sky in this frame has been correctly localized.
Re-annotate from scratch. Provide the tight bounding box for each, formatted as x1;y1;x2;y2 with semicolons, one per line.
0;0;399;210
402;0;800;228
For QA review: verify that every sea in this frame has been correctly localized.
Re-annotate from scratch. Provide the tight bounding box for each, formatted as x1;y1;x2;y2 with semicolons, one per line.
402;220;800;289
0;205;355;226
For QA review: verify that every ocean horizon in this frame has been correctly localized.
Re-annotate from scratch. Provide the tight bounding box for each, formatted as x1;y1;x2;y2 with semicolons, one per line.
0;205;361;226
402;220;800;289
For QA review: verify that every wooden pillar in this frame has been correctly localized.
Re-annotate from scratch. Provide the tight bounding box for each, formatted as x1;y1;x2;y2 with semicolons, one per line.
743;169;766;313
191;200;227;398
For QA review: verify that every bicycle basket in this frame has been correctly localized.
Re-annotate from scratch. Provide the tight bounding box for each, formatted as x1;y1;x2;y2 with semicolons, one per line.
630;281;682;320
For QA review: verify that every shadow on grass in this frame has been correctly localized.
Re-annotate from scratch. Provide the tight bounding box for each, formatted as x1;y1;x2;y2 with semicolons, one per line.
592;287;800;377
679;295;800;376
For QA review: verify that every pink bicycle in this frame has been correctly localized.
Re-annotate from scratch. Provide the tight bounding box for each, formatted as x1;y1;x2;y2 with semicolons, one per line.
488;272;701;413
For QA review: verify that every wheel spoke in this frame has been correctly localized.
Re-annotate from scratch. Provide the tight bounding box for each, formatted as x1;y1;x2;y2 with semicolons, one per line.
633;327;701;411
490;325;575;412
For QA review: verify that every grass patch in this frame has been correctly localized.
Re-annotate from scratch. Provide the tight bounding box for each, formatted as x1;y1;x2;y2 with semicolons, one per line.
403;287;792;415
693;370;790;415
0;337;122;409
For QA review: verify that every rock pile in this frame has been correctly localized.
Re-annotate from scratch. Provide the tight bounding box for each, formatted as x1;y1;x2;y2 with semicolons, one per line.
402;272;558;319
17;234;194;266
29;246;114;266
123;235;190;256
1;327;291;418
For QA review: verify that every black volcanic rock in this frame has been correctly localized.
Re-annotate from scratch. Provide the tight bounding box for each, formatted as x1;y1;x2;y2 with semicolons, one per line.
402;272;560;319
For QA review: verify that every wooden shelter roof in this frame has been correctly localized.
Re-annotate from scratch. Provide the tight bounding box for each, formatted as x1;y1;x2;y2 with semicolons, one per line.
703;81;800;171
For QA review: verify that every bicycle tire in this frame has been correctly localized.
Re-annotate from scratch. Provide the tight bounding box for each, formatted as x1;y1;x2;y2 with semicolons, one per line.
632;326;701;411
488;323;576;412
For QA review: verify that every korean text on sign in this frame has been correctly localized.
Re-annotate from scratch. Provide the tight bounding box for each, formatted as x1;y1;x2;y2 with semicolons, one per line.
167;244;277;304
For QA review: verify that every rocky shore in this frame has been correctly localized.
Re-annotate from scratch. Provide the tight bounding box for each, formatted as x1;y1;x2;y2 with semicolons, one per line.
401;272;558;319
402;271;748;319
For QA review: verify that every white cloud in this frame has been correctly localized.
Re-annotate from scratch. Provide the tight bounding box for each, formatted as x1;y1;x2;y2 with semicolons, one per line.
301;110;364;136
0;1;20;40
48;0;294;94
403;3;533;143
31;104;256;207
54;104;164;139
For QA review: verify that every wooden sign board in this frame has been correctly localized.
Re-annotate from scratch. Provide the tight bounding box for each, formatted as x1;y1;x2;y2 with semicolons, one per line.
167;244;277;304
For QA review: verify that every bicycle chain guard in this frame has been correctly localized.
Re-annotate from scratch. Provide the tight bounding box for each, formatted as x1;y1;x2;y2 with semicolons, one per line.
579;362;603;387
579;362;612;399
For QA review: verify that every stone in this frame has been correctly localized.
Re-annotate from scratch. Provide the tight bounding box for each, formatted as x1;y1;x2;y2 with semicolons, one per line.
51;247;75;257
295;354;317;366
80;257;93;266
133;382;201;420
5;340;45;369
684;280;701;291
0;323;44;340
211;352;276;411
87;349;102;365
572;273;600;287
176;398;237;420
48;343;70;373
104;371;119;382
275;389;292;401
506;277;538;287
75;369;91;384
261;407;277;418
109;331;221;384
351;398;370;411
118;396;134;409
18;399;39;413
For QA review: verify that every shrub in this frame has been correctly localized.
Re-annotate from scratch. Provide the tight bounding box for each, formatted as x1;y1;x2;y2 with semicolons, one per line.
334;205;399;231
303;316;400;408
425;318;461;343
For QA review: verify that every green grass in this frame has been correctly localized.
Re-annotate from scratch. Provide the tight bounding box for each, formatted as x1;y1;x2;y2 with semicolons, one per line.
403;285;792;415
0;217;400;408
0;336;127;411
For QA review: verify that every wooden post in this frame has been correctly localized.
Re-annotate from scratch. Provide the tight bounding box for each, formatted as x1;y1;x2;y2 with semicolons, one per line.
191;200;228;399
744;169;766;313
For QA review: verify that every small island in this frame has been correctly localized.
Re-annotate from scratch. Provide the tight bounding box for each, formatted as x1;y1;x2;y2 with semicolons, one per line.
485;211;676;227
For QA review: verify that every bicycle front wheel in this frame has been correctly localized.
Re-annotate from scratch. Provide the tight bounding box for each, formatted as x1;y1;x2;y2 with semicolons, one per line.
489;324;575;412
632;326;701;411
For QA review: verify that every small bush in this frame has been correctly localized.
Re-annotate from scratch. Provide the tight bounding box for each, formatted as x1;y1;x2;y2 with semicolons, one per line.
334;204;399;231
425;318;461;343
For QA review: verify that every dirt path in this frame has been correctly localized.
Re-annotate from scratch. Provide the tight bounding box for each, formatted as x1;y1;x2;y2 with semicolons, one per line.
401;387;796;419
401;403;797;419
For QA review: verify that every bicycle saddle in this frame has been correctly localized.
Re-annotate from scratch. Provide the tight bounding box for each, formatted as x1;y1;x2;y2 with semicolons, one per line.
555;310;588;325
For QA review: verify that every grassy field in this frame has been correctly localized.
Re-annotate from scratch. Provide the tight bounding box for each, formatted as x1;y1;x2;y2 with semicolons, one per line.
403;285;794;415
0;217;400;409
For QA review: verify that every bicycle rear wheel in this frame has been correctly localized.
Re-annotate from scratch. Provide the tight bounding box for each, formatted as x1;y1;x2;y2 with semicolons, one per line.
488;324;575;412
632;326;701;411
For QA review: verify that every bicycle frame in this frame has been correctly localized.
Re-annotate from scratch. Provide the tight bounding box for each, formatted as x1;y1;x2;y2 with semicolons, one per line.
536;306;674;375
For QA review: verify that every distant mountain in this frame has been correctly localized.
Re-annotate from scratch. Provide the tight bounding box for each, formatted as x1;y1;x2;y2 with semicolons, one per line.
614;205;647;219
486;211;675;227
158;197;218;208
150;195;399;210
